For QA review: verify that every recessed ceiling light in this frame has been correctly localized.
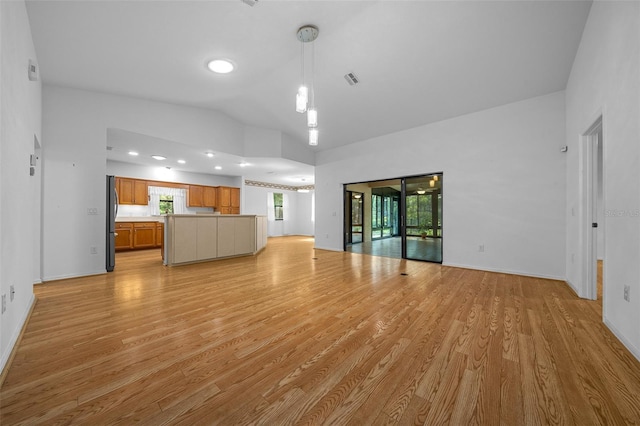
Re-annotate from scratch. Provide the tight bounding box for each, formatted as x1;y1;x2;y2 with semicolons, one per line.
177;159;186;164
151;155;166;160
215;166;222;170
207;59;235;74
206;152;214;158
128;151;139;156
239;161;249;167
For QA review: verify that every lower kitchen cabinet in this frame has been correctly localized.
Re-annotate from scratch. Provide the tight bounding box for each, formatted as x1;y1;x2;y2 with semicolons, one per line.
116;221;163;251
156;222;164;248
133;223;156;248
115;223;133;250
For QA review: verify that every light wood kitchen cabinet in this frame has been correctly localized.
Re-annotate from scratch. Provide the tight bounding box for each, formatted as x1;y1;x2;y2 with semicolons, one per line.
156;222;164;248
189;185;218;208
216;186;240;214
116;177;148;205
203;186;217;207
133;222;156;249
217;186;231;208
187;185;204;207
230;187;240;209
115;223;133;250
116;221;161;250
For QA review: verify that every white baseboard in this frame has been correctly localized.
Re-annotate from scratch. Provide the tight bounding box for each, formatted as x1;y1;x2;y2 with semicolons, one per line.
564;278;580;297
42;270;106;282
0;293;35;375
442;261;565;281
313;245;343;253
604;317;640;363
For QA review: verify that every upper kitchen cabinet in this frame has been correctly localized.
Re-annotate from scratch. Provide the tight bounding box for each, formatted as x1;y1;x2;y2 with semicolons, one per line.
203;186;217;208
217;186;231;208
116;177;148;205
189;185;218;208
216;186;240;214
187;185;204;207
230;187;240;210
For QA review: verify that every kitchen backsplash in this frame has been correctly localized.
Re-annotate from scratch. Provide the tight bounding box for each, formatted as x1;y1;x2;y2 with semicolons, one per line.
118;204;149;217
118;204;214;217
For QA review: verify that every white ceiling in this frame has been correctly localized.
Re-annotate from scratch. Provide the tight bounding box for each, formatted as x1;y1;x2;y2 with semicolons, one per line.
25;0;591;185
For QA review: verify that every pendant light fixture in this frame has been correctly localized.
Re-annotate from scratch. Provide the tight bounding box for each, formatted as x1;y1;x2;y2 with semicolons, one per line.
296;25;320;145
309;128;319;146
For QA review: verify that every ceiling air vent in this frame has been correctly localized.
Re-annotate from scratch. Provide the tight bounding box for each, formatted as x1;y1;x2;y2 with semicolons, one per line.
241;0;258;6
344;72;359;86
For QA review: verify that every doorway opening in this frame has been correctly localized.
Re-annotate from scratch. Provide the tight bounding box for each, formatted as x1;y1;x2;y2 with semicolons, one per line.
344;173;443;263
581;116;604;301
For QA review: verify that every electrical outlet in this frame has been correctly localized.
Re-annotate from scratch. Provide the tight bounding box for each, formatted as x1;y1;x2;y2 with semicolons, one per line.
478;244;485;253
624;285;630;302
90;246;98;255
10;285;15;302
1;294;6;314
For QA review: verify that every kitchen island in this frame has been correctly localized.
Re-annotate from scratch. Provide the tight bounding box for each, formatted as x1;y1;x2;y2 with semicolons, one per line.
163;214;267;266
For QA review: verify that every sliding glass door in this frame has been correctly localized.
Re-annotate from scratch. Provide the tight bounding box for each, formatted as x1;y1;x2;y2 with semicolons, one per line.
402;174;443;262
344;191;364;244
371;187;400;240
344;173;442;263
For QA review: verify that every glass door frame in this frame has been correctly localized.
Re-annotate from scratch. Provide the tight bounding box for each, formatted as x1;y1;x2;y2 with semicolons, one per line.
344;190;364;245
344;172;443;263
402;173;443;263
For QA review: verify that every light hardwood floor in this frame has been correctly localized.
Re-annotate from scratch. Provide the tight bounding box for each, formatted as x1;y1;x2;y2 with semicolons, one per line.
2;236;639;424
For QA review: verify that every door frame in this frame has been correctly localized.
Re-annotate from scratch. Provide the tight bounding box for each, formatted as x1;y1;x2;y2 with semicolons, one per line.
580;115;603;301
343;190;364;246
343;172;443;263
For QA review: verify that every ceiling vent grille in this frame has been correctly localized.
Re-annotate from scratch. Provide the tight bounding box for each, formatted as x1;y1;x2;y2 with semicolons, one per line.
344;72;359;86
241;0;259;6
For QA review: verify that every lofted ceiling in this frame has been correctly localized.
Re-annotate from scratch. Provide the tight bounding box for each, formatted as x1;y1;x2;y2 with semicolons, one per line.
25;0;592;185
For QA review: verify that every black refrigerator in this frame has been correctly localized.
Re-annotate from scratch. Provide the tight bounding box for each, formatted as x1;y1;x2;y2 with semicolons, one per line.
106;175;118;271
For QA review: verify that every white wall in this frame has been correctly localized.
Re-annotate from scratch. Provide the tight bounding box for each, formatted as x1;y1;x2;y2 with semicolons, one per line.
41;86;247;281
107;160;240;188
565;1;640;358
242;184;314;236
0;0;42;372
316;92;567;279
107;159;242;216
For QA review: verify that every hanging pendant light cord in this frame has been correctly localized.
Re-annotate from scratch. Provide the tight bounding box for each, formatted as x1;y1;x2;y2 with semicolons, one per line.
309;41;314;108
301;39;305;89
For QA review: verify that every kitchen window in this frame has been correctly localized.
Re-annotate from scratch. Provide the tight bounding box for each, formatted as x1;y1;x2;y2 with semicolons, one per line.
159;195;174;214
274;193;283;221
